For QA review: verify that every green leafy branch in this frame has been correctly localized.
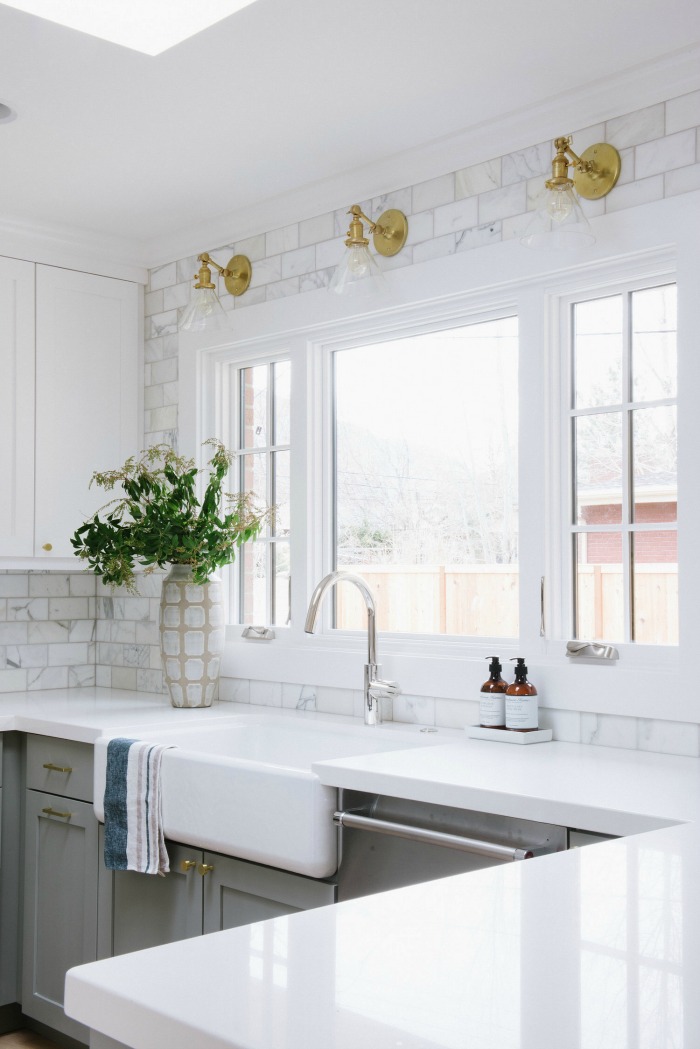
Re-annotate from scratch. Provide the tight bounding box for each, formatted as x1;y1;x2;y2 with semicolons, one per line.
71;439;272;593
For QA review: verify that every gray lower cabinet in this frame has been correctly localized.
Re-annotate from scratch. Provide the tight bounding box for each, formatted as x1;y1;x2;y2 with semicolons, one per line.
101;844;336;958
22;790;98;1043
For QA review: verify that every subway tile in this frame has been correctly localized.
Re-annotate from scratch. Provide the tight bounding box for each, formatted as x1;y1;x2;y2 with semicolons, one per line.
393;695;436;726
0;575;29;597
144;289;163;317
136;668;164;693
406;210;434;244
282;683;317;711
96;665;112;687
435;698;477;730
267;277;300;300
29;574;69;597
232;234;267;262
148;309;178;339
502;141;551;185
147;405;178;433
637;718;700;757
0;623;28;645
539;708;581;743
0;668;28;692
250;255;282;288
412;174;454;213
68;620;95;643
144;384;164;410
219;677;250;703
266;224;299;256
478;182;527;224
300;268;334;293
7;598;48;621
413;233;456;264
580;712;637;750
372;187;412;216
456;222;501;252
315;238;344;270
635;129;696;178
6;644;48;668
433;197;479;237
48;642;89;666
299;212;334;247
163;282;190;312
28;666;68;690
604;174;664;213
666;90;700;134
112;667;138;690
149;356;178;386
49;597;89;620
606;103;665;149
665;162;700;196
69;665;96;687
316;686;354;717
233;286;266;309
281;246;316;279
149;262;177;292
249;680;282;707
28;620;70;644
456;158;501;199
69;574;96;597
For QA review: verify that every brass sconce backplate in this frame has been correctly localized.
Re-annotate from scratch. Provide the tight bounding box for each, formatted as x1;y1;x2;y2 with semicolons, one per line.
573;143;622;200
224;254;252;296
373;209;409;257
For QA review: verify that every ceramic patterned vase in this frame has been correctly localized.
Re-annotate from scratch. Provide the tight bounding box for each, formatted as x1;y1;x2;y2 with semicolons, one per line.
159;565;225;708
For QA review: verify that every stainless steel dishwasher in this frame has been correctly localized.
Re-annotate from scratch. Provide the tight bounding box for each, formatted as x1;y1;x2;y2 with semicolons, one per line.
335;789;567;901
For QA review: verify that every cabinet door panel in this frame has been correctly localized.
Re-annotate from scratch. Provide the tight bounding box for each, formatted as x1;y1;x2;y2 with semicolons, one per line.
202;852;336;934
34;266;139;558
23;791;98;1041
110;843;203;956
0;257;35;556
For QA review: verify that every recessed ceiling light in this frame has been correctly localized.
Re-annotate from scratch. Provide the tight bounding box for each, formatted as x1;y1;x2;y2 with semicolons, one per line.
1;0;260;55
0;101;17;123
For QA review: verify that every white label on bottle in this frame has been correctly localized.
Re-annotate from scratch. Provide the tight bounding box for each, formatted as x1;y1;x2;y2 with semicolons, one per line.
479;692;505;727
505;693;538;730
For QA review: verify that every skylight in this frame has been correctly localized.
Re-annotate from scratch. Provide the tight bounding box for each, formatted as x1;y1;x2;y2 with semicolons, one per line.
2;0;259;55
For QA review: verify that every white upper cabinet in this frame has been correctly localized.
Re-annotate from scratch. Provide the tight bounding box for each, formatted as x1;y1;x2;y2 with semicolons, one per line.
0;258;36;557
0;259;141;563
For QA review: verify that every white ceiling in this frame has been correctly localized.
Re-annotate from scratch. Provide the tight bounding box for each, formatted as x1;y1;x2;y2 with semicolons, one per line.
0;0;699;269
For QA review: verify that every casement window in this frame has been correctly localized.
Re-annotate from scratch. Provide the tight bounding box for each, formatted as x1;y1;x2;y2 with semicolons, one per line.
225;357;291;627
331;317;519;637
564;280;677;646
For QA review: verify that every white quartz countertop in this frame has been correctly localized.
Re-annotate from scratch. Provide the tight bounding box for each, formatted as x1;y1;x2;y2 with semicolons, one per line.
4;687;696;1049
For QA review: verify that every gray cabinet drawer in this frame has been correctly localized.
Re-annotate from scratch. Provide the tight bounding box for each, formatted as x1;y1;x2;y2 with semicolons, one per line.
26;736;94;802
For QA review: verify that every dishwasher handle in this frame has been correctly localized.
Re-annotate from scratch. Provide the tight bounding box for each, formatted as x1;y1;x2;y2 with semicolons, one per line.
333;810;536;862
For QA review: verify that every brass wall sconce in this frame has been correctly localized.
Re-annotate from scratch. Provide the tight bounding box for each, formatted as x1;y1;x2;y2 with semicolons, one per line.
179;251;253;332
329;204;409;295
521;136;622;249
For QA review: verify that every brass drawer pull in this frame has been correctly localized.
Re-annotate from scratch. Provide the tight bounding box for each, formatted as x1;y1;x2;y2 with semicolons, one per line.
42;807;72;819
43;763;73;773
198;863;214;876
180;860;197;873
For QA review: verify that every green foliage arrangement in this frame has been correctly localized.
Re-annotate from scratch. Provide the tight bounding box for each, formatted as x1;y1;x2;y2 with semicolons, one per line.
71;440;270;593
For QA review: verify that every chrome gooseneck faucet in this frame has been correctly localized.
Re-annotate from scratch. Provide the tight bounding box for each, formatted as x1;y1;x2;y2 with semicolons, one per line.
304;571;400;725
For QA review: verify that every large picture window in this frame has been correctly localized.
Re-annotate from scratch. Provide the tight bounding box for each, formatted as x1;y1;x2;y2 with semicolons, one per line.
567;282;677;645
332;317;519;637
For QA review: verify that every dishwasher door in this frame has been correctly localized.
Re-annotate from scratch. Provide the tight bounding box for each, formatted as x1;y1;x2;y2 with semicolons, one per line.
336;790;567;901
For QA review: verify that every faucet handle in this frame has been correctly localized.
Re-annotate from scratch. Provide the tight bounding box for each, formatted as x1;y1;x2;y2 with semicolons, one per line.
368;677;401;699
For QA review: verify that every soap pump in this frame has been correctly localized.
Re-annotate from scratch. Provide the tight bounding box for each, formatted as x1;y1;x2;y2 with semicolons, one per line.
505;657;538;731
479;656;507;728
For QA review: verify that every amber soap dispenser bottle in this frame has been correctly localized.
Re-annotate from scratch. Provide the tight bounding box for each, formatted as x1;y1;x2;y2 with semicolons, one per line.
479;656;507;728
505;657;538;731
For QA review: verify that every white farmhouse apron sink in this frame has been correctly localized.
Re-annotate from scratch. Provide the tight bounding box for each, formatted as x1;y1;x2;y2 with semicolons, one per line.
93;715;442;878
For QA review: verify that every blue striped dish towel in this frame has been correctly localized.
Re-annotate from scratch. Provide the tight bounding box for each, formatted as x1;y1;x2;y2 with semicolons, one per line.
103;738;175;876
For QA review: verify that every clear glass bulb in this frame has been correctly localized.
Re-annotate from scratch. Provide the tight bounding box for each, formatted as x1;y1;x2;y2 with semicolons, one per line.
546;185;574;225
179;286;230;332
346;245;373;278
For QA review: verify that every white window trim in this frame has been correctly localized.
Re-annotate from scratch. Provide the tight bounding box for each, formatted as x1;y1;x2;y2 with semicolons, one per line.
547;259;678;671
178;191;700;723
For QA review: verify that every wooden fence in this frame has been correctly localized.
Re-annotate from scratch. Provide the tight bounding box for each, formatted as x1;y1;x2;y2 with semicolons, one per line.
336;563;678;642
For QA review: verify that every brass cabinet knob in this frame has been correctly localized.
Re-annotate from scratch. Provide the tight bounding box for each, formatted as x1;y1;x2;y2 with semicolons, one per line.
198;863;215;876
180;859;197;873
42;543;53;551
